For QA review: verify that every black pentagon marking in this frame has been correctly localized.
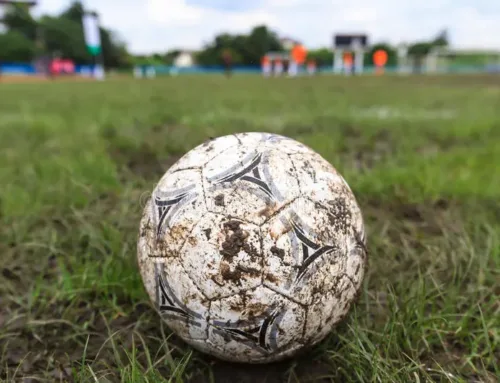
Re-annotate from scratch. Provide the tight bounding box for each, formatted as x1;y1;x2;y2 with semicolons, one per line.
209;152;274;199
155;264;203;326
287;218;337;283
153;184;197;239
266;212;341;292
207;146;340;286
211;306;284;353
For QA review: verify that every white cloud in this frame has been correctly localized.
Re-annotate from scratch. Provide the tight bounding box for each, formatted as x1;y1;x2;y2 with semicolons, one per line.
343;7;379;23
146;0;204;25
32;0;500;54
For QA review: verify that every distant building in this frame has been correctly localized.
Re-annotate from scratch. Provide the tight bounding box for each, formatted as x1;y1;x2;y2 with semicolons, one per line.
280;37;300;50
173;51;195;67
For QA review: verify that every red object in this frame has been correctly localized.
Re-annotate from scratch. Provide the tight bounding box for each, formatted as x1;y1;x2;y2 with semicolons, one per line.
343;52;353;65
291;44;307;64
222;50;232;65
50;59;76;75
62;60;75;73
50;59;62;74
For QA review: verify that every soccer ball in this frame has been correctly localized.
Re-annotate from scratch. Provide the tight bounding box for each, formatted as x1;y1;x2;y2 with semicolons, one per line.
137;132;367;363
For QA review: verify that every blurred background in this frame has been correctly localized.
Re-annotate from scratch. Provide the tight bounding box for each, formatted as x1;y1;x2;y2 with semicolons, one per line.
0;0;499;78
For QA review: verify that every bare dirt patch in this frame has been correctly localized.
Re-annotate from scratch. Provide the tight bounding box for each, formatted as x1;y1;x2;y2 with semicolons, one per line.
362;197;457;242
103;124;192;181
0;290;161;382
190;353;333;383
0;74;99;84
109;142;179;181
338;125;395;170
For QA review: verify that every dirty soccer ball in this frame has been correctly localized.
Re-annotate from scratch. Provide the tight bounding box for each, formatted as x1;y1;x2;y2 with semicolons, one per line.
137;132;367;363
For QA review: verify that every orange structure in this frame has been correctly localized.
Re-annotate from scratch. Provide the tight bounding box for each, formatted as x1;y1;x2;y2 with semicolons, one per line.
291;44;307;64
373;49;388;66
261;55;272;76
343;52;353;66
372;49;388;75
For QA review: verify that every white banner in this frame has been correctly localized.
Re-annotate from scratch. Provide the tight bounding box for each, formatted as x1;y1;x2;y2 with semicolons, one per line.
82;12;101;54
0;8;6;34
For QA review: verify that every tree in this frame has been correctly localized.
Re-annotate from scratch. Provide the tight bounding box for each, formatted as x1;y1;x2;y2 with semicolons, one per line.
60;1;84;22
1;3;37;40
0;31;36;62
196;25;283;66
307;48;332;66
241;25;282;64
59;1;129;67
99;28;130;68
39;15;89;63
365;43;397;67
0;0;130;67
163;49;182;65
407;42;433;73
433;29;449;47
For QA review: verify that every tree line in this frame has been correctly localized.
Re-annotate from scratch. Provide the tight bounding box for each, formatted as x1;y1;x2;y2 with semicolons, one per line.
134;28;452;69
1;1;453;69
0;1;129;67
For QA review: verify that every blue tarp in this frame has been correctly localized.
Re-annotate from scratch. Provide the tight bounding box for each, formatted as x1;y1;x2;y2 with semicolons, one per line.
0;63;94;75
0;63;36;74
2;62;499;75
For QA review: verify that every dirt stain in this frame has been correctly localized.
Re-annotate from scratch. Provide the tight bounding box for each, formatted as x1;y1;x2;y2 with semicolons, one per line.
270;246;285;259
220;220;252;262
258;201;279;219
325;198;352;235
265;273;279;283
215;194;225;207
220;261;242;283
203;228;212;240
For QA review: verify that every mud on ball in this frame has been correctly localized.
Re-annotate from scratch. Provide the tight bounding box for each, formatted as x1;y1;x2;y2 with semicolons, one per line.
137;132;367;364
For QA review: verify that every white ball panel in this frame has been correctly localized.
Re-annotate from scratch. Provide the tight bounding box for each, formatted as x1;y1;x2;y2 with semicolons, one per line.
203;148;301;226
203;182;269;226
138;202;161;294
155;259;210;341
179;213;262;300
262;133;312;154
207;286;306;363
203;144;259;181
345;240;367;289
303;275;358;345
167;134;240;172
152;169;206;254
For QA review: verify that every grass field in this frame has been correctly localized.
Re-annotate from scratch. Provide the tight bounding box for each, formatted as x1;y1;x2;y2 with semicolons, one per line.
0;74;499;382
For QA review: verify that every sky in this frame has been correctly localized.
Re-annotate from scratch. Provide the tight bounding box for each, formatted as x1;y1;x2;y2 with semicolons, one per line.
32;0;500;54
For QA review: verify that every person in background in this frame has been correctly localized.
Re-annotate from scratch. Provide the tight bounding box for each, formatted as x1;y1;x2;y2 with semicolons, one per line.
289;43;307;77
274;57;284;77
261;55;271;77
343;52;354;75
222;49;233;78
306;59;317;75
